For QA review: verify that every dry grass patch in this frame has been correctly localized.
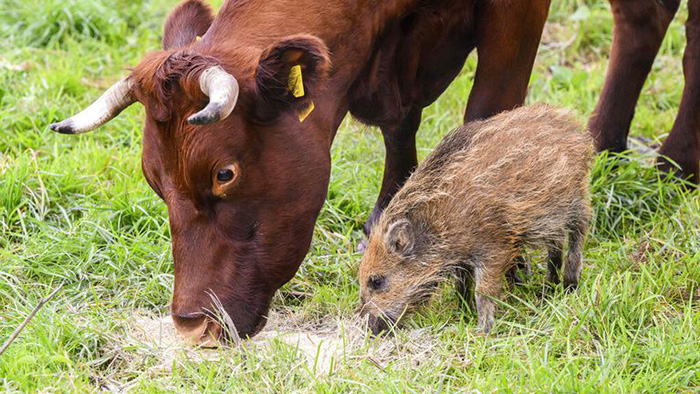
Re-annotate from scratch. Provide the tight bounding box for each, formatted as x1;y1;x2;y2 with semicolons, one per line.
120;310;441;378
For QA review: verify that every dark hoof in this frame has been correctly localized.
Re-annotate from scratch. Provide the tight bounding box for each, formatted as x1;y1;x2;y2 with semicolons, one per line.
656;157;698;188
477;322;493;335
563;280;578;293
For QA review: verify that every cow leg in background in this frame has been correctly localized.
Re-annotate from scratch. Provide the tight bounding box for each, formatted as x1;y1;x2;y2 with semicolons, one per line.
658;0;700;184
464;0;550;121
363;108;422;237
589;0;680;153
464;0;549;280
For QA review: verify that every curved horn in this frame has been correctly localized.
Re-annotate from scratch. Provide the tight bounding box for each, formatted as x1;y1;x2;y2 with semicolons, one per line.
49;78;136;134
187;66;239;125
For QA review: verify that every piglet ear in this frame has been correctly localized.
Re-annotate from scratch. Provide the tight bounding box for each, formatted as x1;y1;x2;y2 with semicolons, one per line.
254;34;330;122
384;219;416;258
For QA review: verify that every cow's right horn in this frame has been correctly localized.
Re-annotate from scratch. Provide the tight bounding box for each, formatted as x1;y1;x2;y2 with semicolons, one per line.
49;78;136;135
188;66;239;125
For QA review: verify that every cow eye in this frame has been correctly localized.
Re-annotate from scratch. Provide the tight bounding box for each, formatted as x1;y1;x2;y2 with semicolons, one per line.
217;169;234;183
212;164;239;197
367;275;386;291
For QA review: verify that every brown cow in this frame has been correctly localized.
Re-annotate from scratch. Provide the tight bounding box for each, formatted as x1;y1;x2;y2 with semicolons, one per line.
591;0;700;184
50;0;550;342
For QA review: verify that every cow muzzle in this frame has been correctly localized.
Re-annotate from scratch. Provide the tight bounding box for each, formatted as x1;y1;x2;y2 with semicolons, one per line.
172;312;224;347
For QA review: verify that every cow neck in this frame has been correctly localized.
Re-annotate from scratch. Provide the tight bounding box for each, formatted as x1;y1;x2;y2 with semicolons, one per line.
200;0;424;145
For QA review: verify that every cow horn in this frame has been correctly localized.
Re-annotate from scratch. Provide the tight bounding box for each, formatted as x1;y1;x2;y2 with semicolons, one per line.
49;78;136;134
188;66;239;125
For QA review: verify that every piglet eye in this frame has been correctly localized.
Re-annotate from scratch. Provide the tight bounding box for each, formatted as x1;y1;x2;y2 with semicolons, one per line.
368;275;386;291
217;169;235;183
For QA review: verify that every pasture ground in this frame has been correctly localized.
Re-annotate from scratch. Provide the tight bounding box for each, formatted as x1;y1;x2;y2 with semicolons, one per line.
1;0;699;392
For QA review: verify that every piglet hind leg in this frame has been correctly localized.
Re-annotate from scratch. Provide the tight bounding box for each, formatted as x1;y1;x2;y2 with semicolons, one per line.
546;241;564;286
563;203;591;292
564;232;584;292
474;264;505;334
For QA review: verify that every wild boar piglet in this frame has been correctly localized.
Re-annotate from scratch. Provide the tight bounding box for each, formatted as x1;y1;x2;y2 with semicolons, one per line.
359;104;594;335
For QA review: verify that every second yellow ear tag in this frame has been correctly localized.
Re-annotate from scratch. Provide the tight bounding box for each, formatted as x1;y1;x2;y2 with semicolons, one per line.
297;101;315;123
288;65;305;98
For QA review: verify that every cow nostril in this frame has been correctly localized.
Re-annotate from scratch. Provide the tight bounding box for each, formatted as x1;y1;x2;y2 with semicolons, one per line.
172;312;206;333
172;312;222;346
173;312;206;320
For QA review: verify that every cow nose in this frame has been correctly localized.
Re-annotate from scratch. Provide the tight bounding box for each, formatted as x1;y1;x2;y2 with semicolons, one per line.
172;312;222;347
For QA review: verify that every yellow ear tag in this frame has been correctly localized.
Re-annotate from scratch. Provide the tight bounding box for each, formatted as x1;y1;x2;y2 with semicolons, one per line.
297;101;315;123
288;65;313;122
195;36;202;41
287;64;305;98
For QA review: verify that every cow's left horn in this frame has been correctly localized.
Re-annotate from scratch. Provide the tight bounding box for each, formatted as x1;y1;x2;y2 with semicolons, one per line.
188;66;239;125
49;78;136;134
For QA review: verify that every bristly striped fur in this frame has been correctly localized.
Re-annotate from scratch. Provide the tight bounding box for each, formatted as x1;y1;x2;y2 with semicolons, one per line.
359;104;595;334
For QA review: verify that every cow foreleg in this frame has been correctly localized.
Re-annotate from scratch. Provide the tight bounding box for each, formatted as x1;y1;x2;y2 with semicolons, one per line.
363;108;422;238
464;0;550;121
589;0;680;153
658;0;700;184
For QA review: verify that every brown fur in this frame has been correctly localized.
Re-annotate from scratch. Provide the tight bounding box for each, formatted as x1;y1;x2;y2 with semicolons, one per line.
57;0;551;341
138;0;550;341
359;104;594;334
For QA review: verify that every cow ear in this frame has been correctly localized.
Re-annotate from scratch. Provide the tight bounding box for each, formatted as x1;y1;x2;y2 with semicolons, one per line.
163;0;214;50
255;35;330;122
384;219;417;258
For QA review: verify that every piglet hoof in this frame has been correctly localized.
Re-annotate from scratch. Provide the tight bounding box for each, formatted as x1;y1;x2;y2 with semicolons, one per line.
563;280;578;293
476;322;493;336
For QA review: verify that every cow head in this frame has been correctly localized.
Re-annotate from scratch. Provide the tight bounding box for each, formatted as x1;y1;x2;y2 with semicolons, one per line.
50;0;333;342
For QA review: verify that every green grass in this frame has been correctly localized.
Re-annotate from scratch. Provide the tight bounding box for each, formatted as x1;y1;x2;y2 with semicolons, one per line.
1;0;699;392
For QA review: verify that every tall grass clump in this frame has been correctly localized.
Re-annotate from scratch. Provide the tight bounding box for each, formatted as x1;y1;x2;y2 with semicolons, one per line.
0;0;147;47
0;155;31;241
589;151;694;240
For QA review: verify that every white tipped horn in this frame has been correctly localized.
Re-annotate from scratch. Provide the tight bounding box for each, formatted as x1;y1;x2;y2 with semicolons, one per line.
49;78;136;134
188;66;239;125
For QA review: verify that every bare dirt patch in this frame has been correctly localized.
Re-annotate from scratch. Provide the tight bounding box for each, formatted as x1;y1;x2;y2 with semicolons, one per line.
122;310;438;376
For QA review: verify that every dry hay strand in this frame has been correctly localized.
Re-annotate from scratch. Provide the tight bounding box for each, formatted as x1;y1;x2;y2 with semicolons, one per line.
121;310;441;377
